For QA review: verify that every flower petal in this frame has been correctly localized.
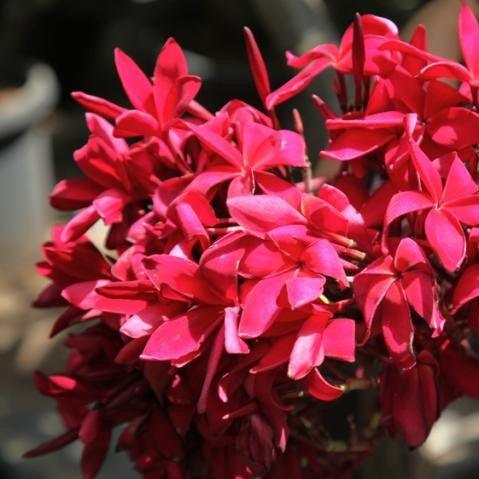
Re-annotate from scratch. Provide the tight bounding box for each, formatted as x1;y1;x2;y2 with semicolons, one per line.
288;314;329;379
141;306;222;361
425;208;465;272
380;282;415;369
228;195;306;238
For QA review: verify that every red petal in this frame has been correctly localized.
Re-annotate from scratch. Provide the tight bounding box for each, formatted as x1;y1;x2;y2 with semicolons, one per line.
459;1;479;78
288;314;329;379
427;107;479;149
402;271;444;334
23;428;79;458
187;122;242;168
114;109;158;137
322;128;394;161
244;27;271;104
266;57;332;109
92;188;130;225
442;156;478;203
61;205;100;242
301;239;348;287
224;306;249;354
286;275;326;310
323;318;356;362
71;91;125;119
353;270;396;329
141;306;222;361
62;280;148;314
302;369;343;401
380;282;415;369
419;61;472;83
425;208;465;272
250;334;296;373
114;48;153;111
408;141;442;203
383;191;433;243
444;195;479;226
452;263;479;313
50;178;102;210
228;195;306;237
239;273;290;338
393;237;429;272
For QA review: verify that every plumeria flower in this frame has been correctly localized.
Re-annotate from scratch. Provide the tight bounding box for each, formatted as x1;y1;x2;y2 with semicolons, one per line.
384;143;479;271
354;238;444;368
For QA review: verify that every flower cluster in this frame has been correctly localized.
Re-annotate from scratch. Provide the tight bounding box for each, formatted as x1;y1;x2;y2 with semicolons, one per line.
27;5;479;478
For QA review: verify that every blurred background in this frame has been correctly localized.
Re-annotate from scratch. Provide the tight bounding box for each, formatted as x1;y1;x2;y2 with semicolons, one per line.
1;0;479;477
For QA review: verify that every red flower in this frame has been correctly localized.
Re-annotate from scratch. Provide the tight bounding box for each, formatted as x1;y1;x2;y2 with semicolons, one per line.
384;144;479;271
354;238;444;368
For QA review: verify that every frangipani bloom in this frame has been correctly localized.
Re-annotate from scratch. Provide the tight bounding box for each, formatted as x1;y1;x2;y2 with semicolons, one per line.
354;238;444;368
28;8;479;479
384;143;479;271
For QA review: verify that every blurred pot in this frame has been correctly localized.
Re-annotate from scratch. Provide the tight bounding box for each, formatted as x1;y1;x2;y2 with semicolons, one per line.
0;61;58;270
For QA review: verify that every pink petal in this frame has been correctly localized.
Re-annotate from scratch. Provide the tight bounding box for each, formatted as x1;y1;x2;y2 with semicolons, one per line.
61;205;100;242
326;111;404;130
255;171;303;208
114;109;158;137
408;141;442;203
239;235;288;278
288;314;329;379
187;166;238;194
239;273;290;338
301;239;348;287
142;254;215;303
154;38;188;81
141;306;222;361
71;91;125;119
419;61;472;83
120;304;170;338
353;271;396;329
425;208;465;272
187;122;242;168
198;326;225;413
286;275;326;310
383;191;433;241
302;369;343;401
402;271;444;334
114;48;153;112
441;156;478;203
321;128;394;161
224;306;249;354
153;38;188;119
199;233;244;304
440;345;479;398
244;27;271;104
265;57;332;109
393;237;429;272
92;188;130;225
427;107;479;149
322;318;356;362
380;282;415;369
445;195;479;226
228;195;306;238
452;264;479;313
459;1;479;78
50;178;102;210
159;75;201;126
250;334;296;374
62;280;148;314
